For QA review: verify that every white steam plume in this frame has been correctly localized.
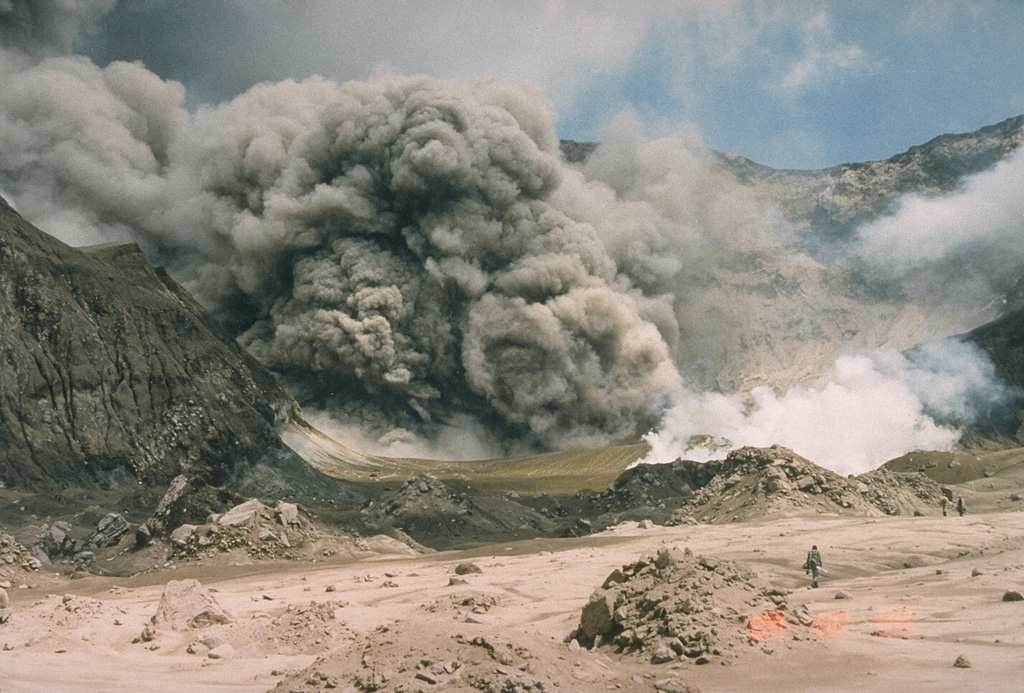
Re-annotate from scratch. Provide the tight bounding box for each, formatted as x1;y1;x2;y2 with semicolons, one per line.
854;148;1024;298
643;338;1014;476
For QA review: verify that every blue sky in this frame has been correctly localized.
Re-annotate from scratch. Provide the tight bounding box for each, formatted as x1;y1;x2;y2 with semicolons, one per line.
74;1;1024;169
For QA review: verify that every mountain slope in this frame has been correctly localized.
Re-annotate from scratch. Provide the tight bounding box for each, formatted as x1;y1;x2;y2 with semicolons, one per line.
0;195;328;493
720;113;1024;239
959;306;1024;448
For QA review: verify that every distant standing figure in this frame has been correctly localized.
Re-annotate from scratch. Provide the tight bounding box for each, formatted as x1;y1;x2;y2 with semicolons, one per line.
805;545;823;588
940;495;948;516
957;495;966;516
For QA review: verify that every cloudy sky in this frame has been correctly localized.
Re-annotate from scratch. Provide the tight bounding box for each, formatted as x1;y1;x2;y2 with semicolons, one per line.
76;0;1024;170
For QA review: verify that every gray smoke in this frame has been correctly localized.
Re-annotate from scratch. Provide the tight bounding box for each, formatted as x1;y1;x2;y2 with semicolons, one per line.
1;21;1021;467
0;0;116;56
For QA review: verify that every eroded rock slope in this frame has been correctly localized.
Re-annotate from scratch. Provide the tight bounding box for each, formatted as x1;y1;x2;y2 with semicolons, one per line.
0;195;322;493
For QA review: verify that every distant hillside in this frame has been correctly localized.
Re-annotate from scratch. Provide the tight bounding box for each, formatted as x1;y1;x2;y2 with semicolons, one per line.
0;195;332;494
745;114;1024;239
565;114;1024;240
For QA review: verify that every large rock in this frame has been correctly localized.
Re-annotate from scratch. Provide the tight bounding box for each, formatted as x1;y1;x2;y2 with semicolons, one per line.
275;501;300;527
218;499;266;528
89;513;131;548
572;545;810;664
579;589;619;642
151;579;232;630
169;524;198;547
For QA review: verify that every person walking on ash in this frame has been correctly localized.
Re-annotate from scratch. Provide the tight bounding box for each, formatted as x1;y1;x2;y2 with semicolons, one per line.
804;545;823;588
957;495;966;516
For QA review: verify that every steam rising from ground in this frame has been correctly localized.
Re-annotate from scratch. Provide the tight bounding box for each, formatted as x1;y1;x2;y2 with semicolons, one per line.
643;339;1016;476
1;6;1022;471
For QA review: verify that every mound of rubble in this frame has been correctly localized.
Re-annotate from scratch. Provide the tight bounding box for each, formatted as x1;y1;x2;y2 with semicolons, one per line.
164;498;318;562
249;599;351;656
856;466;949;516
0;593;128;650
666;446;941;524
268;624;629;693
569;545;815;665
572;461;705;528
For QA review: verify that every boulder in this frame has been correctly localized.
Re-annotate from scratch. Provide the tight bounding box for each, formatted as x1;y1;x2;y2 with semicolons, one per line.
40;523;72;558
454;562;482;575
150;476;193;534
1002;590;1024;602
89;513;132;548
151;579;232;631
275;501;300;527
169;524;198;547
218;499;266;528
655;546;690;570
602;568;627;589
580;589;618;641
134;523;152;548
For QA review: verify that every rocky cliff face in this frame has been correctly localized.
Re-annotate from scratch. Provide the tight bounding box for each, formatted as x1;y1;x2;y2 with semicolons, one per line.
0;195;322;492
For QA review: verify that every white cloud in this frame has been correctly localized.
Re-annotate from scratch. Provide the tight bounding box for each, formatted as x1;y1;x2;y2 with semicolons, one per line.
776;10;876;98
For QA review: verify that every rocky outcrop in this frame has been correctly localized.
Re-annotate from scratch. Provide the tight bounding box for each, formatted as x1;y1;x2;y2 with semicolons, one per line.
166;497;318;562
0;195;332;493
0;531;42;581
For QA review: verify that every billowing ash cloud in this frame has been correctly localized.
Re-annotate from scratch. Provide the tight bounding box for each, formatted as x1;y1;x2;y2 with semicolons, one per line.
0;44;686;450
1;17;1021;468
175;75;688;449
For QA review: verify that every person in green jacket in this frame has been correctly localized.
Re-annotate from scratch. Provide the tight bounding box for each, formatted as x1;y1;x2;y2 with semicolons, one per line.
805;545;823;588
